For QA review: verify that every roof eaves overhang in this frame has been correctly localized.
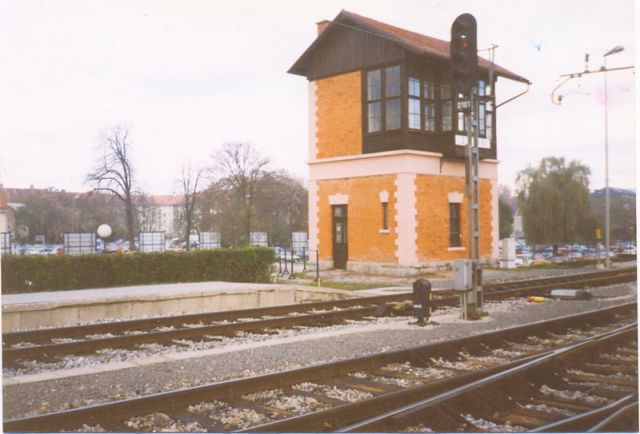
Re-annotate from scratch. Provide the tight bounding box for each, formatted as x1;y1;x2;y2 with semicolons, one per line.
289;10;530;85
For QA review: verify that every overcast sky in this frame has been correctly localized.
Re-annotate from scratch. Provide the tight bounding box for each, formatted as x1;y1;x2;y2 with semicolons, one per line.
0;0;636;195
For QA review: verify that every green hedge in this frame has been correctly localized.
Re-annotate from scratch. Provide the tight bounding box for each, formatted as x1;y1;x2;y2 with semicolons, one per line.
1;247;275;294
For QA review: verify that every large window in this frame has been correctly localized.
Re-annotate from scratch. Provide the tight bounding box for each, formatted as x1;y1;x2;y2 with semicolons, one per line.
454;80;494;140
408;78;421;129
366;65;401;133
449;203;461;247
424;80;436;132
367;70;382;132
441;84;452;132
365;67;494;144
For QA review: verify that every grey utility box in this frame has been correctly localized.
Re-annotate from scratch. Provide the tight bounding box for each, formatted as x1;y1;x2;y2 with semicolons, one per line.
453;259;473;291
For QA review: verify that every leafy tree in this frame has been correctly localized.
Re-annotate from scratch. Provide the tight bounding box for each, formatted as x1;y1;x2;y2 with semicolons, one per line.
516;157;592;245
498;198;514;239
590;189;636;242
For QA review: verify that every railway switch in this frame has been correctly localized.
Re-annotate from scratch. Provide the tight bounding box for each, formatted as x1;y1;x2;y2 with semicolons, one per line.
412;279;434;325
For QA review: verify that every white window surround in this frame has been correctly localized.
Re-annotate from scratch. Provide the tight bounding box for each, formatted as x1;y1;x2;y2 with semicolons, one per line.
379;228;390;234
448;191;463;203
308;150;498;181
379;190;389;202
448;247;465;251
328;193;349;205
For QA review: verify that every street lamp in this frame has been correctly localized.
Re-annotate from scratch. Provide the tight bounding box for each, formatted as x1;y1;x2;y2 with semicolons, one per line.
602;45;624;267
96;224;112;254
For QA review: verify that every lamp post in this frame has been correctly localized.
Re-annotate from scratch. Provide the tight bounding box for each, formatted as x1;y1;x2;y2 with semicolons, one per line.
602;45;624;268
96;224;112;254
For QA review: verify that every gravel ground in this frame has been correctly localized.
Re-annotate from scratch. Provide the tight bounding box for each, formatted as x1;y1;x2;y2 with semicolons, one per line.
3;279;636;420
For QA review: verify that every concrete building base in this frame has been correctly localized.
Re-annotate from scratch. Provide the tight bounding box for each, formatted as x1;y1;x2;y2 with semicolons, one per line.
2;282;356;333
344;259;499;277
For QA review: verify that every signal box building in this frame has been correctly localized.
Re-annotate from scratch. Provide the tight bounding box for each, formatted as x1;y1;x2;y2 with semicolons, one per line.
289;11;529;274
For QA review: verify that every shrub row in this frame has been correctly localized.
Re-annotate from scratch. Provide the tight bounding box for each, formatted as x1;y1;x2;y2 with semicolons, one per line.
1;247;275;294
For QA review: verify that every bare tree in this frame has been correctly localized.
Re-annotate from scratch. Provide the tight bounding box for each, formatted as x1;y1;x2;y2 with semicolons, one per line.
86;126;138;250
212;143;269;244
178;165;204;251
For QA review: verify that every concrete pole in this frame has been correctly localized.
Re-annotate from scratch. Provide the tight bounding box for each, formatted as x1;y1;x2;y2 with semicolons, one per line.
604;58;611;268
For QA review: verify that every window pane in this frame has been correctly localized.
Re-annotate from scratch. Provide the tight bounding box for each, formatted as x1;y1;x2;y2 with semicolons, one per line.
449;203;461;247
424;81;435;100
424;101;436;131
382;202;388;230
479;103;486;136
385;66;401;97
457;111;465;132
368;102;382;132
442;100;452;131
408;78;420;97
409;98;421;129
440;84;451;100
367;69;381;101
478;80;485;96
486;100;493;111
486;83;492;96
386;98;401;130
486;112;493;140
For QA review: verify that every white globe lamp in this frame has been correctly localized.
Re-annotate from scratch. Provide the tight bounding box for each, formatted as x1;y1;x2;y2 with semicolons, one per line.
97;224;112;239
96;224;112;254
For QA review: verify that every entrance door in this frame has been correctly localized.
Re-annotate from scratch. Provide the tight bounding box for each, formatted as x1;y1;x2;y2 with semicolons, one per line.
332;205;348;269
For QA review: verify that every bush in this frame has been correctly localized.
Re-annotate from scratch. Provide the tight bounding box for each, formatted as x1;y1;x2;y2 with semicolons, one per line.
1;247;275;294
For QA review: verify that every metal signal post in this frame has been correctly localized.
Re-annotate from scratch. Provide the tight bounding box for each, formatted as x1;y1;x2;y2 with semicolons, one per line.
452;13;482;320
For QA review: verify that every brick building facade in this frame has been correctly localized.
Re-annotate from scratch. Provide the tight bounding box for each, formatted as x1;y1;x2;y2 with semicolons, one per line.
290;11;528;275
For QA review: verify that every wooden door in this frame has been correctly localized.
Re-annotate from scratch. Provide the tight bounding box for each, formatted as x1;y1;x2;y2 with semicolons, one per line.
332;205;348;269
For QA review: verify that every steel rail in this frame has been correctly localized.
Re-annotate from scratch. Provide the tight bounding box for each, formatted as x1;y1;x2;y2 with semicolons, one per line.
4;264;634;346
3;267;636;368
340;323;637;432
4;302;636;432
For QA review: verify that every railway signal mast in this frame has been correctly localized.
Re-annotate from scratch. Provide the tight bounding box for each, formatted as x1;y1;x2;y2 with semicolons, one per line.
451;14;482;320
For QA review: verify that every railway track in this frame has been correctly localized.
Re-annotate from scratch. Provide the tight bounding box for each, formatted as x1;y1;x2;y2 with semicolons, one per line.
343;322;637;432
4;302;636;432
3;266;636;371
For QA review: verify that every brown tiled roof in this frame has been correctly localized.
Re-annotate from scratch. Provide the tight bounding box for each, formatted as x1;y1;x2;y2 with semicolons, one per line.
341;10;529;83
292;10;530;84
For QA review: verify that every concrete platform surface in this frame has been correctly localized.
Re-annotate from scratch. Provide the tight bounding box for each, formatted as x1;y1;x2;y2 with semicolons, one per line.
2;281;356;332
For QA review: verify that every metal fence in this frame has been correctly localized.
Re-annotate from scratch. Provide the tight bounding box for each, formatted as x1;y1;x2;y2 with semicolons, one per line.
64;233;97;255
0;232;11;255
139;232;165;252
250;232;268;247
292;231;308;257
275;248;319;281
199;232;221;250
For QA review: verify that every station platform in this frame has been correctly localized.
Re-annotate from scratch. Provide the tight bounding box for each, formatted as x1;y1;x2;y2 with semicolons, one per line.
2;281;355;332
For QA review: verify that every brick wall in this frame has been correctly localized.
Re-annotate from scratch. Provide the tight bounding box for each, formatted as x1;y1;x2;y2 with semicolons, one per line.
316;175;397;263
314;71;362;159
415;175;493;261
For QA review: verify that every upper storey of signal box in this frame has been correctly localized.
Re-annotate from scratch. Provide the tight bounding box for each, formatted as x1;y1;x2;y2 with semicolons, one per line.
288;10;529;161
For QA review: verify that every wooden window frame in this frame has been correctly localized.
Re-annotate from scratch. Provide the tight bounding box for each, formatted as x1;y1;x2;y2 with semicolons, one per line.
364;63;403;135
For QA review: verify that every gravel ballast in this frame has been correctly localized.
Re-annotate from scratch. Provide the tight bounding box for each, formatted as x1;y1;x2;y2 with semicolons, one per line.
3;280;636;420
